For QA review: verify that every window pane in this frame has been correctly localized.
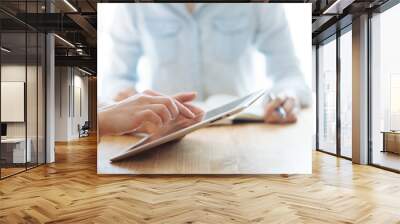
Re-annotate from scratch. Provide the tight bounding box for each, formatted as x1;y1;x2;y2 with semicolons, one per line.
318;37;337;154
340;29;352;158
371;3;400;171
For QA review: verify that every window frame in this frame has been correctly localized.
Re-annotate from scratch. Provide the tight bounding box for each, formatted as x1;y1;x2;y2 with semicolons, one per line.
315;24;352;160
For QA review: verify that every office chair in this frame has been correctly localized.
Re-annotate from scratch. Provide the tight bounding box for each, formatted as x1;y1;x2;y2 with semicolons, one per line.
79;121;90;138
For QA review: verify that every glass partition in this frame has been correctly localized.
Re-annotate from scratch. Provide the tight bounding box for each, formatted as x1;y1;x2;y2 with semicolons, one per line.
0;1;46;179
27;30;38;169
26;0;46;169
1;30;28;177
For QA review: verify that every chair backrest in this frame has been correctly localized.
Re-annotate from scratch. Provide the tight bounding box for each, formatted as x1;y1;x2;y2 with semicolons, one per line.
82;121;90;129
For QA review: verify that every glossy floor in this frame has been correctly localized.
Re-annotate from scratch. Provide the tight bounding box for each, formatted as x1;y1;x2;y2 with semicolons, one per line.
372;150;400;171
1;135;400;223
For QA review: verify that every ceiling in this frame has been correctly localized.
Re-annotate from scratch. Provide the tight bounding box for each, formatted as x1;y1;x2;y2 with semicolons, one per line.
0;0;393;75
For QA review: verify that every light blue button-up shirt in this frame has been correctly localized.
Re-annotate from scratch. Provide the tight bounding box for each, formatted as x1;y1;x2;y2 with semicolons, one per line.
101;3;311;106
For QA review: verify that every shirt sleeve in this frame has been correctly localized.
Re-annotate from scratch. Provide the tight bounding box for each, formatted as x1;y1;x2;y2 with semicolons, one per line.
253;5;311;108
101;5;142;103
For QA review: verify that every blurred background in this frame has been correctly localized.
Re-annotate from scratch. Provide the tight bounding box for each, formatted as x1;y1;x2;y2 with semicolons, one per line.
97;4;312;98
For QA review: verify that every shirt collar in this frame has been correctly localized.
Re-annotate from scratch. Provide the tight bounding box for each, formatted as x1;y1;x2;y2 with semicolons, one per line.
166;3;206;19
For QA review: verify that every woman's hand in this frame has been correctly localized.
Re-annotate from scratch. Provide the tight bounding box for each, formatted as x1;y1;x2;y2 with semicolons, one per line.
98;90;200;137
113;87;136;102
136;90;205;140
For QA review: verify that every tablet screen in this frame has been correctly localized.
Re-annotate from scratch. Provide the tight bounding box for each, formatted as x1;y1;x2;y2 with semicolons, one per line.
202;93;255;121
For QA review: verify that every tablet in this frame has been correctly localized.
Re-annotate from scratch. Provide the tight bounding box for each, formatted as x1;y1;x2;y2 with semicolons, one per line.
110;89;266;162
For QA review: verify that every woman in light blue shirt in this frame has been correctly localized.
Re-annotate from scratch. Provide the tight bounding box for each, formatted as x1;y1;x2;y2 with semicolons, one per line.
101;3;311;124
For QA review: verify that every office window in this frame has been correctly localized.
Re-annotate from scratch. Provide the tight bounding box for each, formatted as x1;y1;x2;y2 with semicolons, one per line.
317;36;337;154
339;28;352;158
371;3;400;171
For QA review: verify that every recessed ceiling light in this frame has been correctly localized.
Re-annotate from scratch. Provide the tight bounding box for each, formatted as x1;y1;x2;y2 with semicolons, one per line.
63;0;78;12
1;47;11;53
78;67;93;76
54;34;75;48
323;0;354;15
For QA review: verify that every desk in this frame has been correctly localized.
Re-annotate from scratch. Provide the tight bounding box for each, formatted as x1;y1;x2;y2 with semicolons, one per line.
98;109;313;175
381;131;400;154
1;138;31;164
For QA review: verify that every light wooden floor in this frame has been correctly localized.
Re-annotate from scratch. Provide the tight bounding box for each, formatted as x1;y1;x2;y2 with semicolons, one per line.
1;167;26;178
1;135;400;223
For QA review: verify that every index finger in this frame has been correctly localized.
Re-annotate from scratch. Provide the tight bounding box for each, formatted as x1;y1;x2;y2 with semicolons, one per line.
174;100;196;119
143;90;195;119
174;92;197;103
183;103;204;117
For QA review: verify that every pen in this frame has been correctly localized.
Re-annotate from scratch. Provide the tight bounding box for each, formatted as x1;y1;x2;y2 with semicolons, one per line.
268;93;287;119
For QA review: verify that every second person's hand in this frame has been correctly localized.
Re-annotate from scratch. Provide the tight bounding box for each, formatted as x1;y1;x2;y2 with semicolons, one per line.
264;93;299;124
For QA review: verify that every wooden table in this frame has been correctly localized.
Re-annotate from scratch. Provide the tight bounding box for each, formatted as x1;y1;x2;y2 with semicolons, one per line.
381;131;400;154
98;109;313;175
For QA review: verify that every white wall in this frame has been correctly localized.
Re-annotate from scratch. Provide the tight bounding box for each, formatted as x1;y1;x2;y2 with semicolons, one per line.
54;67;89;141
55;67;72;141
72;73;89;138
